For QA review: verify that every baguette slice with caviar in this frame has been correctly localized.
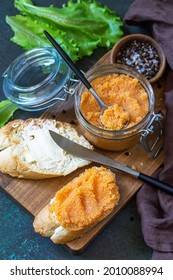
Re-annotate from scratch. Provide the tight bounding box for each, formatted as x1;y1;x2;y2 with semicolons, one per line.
0;118;93;179
33;166;120;244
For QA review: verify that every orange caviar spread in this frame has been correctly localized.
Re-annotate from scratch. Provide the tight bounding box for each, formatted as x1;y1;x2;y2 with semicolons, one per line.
100;103;130;130
49;166;120;230
80;74;149;130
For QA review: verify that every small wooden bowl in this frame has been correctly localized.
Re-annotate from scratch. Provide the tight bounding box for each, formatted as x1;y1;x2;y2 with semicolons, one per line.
110;34;166;84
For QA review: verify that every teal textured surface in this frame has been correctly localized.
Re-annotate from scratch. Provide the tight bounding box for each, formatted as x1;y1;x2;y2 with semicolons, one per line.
0;0;152;260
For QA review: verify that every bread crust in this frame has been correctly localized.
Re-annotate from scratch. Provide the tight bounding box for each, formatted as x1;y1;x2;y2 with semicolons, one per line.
33;204;60;237
0;118;92;179
0;119;23;149
0;146;18;177
33;204;88;244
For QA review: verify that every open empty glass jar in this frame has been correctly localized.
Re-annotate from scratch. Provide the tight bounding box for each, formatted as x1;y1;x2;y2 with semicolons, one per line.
74;64;163;157
3;47;77;111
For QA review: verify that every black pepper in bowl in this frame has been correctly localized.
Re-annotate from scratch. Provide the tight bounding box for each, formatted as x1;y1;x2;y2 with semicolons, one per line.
116;40;160;80
110;34;166;84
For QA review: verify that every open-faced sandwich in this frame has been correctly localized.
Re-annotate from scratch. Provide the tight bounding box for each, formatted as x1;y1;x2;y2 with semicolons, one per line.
33;166;120;244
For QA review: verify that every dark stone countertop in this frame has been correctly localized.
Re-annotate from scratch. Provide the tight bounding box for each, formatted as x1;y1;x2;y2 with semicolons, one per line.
0;0;152;260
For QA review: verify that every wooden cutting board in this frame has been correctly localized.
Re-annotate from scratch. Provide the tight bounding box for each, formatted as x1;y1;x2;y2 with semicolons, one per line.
0;51;165;253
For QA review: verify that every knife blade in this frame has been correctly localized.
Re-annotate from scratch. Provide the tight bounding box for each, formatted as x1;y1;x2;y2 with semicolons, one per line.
49;130;138;177
49;130;173;196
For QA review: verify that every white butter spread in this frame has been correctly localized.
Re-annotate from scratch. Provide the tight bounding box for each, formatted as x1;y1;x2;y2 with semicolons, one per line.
24;128;64;168
51;225;70;242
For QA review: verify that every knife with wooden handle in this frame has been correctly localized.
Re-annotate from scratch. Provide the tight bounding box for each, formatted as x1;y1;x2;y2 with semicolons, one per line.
49;130;173;196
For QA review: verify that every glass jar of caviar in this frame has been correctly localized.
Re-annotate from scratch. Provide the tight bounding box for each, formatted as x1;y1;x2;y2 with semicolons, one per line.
74;64;163;157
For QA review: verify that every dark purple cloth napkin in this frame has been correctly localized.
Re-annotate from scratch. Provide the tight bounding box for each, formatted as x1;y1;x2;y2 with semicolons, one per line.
124;0;173;259
124;0;173;70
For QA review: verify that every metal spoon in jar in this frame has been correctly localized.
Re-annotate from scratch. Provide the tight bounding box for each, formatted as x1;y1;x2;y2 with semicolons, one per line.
44;31;130;129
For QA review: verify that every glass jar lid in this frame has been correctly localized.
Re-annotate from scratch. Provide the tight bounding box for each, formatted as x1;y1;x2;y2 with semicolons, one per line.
2;47;74;111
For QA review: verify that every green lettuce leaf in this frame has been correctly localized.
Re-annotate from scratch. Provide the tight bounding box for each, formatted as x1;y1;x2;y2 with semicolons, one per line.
0;100;18;128
6;0;124;61
6;15;79;62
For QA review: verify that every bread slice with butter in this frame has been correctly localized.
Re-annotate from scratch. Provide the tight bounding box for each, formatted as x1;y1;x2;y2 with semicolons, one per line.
0;118;93;179
33;166;120;244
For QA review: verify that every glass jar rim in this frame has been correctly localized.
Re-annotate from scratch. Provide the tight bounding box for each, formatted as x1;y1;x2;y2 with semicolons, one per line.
3;47;73;110
4;47;60;92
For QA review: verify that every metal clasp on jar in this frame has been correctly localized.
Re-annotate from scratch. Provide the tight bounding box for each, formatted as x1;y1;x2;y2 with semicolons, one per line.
55;76;79;102
140;112;163;159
